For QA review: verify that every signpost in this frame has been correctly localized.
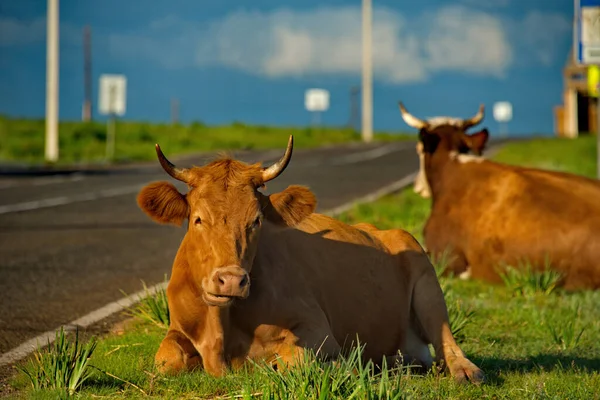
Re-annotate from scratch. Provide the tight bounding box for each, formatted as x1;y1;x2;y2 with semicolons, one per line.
575;0;600;178
361;0;373;143
98;74;127;161
304;89;330;126
493;101;512;138
45;0;59;163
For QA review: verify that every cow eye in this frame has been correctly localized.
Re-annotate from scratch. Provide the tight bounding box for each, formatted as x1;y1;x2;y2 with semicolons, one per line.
194;217;202;225
251;216;261;229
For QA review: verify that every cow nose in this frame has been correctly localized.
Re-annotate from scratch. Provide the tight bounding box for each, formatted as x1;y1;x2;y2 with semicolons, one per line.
216;271;249;292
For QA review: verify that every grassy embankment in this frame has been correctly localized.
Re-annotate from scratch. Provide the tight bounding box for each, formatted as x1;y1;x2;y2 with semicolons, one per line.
8;136;600;399
0;116;412;165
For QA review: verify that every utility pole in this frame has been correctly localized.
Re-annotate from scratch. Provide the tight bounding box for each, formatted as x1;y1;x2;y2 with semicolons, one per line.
347;86;360;132
361;0;373;143
82;25;92;122
171;98;179;125
45;0;59;162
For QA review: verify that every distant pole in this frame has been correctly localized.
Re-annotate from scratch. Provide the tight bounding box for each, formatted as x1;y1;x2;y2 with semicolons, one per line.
361;0;373;143
348;86;360;131
45;0;59;162
499;122;508;138
106;85;117;161
106;113;116;161
82;25;92;122
171;98;179;125
312;111;321;127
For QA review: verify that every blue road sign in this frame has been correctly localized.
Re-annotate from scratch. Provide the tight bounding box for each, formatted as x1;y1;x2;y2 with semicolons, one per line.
575;0;600;65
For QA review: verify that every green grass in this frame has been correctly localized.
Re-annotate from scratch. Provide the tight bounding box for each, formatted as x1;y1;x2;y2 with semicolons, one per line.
10;280;600;399
493;135;597;178
122;277;170;330
16;327;97;397
8;136;600;399
497;262;563;298
0;116;413;165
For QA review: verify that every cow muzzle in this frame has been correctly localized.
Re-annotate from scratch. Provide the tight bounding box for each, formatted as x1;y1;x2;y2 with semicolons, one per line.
203;265;250;307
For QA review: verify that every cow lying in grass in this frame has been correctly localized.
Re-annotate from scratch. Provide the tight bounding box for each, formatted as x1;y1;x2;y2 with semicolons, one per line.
136;136;483;383
399;102;600;290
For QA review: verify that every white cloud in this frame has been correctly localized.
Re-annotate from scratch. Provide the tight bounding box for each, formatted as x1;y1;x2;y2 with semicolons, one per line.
3;5;568;83
423;6;512;77
108;5;569;83
192;7;428;82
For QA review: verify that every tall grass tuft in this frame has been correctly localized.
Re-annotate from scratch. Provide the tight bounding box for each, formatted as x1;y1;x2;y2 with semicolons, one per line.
246;344;410;400
548;323;586;351
498;260;563;297
547;304;587;351
17;327;97;396
124;276;170;329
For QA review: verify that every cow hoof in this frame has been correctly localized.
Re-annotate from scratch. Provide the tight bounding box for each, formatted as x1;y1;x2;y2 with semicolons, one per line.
450;359;485;385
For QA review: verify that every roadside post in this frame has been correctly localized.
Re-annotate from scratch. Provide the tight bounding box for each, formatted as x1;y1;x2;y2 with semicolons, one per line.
574;0;600;178
99;74;127;162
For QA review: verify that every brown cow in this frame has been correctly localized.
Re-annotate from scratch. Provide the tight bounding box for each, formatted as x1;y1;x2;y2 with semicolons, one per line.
399;102;600;290
406;105;486;199
136;136;483;383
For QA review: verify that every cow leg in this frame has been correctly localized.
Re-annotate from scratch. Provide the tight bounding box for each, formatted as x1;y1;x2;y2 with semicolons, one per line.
276;323;342;369
155;330;202;374
388;326;433;373
411;266;484;384
428;247;469;278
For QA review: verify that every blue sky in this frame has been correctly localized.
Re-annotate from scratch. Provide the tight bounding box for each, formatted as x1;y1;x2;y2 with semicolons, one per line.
0;0;573;135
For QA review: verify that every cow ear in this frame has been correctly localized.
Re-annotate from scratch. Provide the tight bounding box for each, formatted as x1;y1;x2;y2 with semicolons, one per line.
419;129;440;153
137;181;189;226
261;185;317;227
464;128;489;155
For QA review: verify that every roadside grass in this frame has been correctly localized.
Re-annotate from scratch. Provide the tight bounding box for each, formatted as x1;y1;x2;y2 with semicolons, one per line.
493;135;597;178
122;277;170;330
11;277;600;399
9;136;600;398
16;327;97;397
0;116;413;165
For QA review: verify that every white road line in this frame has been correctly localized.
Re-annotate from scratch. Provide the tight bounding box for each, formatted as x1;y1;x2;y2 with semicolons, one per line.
0;174;85;190
0;170;419;368
0;143;414;216
298;142;412;167
0;282;169;367
324;172;418;217
329;142;412;165
0;185;146;215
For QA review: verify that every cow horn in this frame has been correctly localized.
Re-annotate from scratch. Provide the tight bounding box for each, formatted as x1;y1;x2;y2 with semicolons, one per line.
462;104;485;129
261;135;294;183
155;144;190;183
398;102;428;129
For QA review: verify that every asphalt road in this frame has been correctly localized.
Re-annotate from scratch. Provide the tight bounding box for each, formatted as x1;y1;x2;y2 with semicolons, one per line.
0;141;421;355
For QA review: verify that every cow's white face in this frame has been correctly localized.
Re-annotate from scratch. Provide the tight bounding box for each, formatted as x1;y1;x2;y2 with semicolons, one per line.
397;103;488;199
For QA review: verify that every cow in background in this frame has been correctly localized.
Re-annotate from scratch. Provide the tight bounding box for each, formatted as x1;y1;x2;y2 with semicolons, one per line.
136;136;483;383
406;105;486;199
398;102;600;290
